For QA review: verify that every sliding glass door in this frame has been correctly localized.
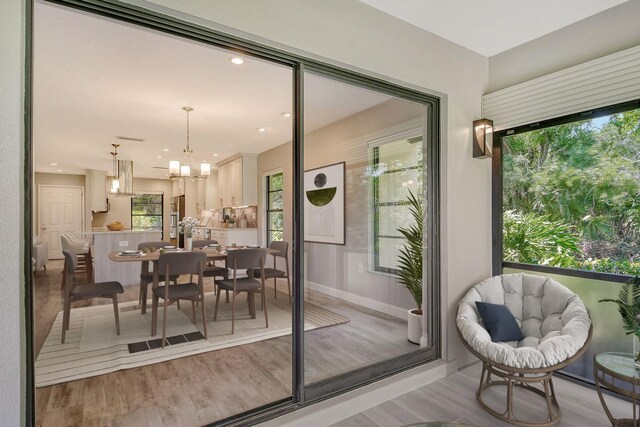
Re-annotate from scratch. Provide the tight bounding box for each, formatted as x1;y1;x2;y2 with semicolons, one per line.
28;1;440;425
300;70;440;399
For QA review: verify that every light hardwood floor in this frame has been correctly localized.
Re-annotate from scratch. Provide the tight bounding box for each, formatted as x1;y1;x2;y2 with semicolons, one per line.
34;260;417;426
332;363;631;427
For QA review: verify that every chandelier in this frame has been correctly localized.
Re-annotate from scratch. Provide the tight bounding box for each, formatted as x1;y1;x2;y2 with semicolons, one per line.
169;106;210;181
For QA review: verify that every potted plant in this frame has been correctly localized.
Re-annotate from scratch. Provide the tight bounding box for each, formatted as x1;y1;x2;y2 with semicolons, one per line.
599;278;640;366
178;216;199;251
397;190;423;344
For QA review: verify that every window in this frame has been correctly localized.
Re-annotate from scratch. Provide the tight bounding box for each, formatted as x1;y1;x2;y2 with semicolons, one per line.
501;104;640;276
372;134;423;274
131;193;163;237
266;172;283;245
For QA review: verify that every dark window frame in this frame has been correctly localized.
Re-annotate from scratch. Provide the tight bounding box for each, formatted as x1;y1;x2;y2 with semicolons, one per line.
131;193;164;238
372;141;422;275
493;98;640;280
266;172;284;246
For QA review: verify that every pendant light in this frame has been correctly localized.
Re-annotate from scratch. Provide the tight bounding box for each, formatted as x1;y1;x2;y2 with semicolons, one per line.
169;107;210;181
109;143;135;196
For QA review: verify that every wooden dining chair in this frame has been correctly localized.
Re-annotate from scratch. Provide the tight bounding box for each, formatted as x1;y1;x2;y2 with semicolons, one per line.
214;248;268;335
61;250;124;344
251;240;291;305
61;233;93;286
151;251;208;348
137;241;179;309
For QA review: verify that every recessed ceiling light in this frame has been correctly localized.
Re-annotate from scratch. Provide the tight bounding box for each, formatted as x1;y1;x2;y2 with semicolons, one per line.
163;148;169;152
213;153;219;157
230;57;244;65
257;127;267;133
156;156;162;159
55;169;62;172
281;112;291;118
50;162;58;166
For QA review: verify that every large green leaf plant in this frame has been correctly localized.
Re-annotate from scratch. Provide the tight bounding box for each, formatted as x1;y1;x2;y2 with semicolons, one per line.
397;190;423;315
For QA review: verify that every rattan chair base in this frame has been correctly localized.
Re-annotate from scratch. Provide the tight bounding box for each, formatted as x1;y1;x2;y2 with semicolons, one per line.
477;361;560;427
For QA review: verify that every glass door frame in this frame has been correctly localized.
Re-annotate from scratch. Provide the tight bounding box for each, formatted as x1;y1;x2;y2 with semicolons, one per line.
25;1;441;425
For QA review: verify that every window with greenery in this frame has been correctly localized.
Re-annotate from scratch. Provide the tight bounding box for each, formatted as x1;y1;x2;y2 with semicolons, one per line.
131;193;163;236
372;135;423;274
502;107;640;276
266;172;283;245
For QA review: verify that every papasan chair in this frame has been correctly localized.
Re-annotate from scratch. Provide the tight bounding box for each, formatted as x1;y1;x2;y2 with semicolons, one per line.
456;273;592;427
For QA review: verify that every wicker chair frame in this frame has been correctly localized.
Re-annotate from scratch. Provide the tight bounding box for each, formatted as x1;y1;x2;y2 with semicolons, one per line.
457;323;592;427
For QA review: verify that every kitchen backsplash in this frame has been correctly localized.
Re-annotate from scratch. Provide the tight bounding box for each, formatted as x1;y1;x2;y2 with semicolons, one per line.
201;206;257;228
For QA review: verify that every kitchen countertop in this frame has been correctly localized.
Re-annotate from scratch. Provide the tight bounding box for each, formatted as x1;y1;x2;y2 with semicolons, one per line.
206;227;258;231
90;228;163;235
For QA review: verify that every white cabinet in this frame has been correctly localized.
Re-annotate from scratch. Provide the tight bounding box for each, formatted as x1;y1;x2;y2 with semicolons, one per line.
216;154;257;207
86;169;108;212
209;228;257;247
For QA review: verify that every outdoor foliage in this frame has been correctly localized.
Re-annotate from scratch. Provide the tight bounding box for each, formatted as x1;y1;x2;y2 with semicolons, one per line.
503;109;640;275
397;190;422;312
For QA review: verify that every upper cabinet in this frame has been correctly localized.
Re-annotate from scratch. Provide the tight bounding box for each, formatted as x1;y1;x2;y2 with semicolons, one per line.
86;169;108;212
216;154;257;207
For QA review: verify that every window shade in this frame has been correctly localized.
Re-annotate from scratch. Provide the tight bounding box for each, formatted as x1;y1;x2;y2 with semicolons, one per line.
483;44;640;131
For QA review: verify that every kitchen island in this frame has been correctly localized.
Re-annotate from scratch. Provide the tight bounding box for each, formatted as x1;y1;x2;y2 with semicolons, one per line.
91;229;162;286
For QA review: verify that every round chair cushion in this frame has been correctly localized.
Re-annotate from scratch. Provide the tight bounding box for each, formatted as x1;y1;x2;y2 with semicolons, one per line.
457;273;591;369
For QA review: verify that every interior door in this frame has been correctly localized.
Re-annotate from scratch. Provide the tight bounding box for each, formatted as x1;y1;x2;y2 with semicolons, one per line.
39;185;84;259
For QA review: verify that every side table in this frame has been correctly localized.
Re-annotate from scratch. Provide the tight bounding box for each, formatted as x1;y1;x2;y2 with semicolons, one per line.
594;352;640;426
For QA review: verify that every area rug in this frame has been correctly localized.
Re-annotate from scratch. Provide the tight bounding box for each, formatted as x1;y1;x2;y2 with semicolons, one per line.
35;287;349;387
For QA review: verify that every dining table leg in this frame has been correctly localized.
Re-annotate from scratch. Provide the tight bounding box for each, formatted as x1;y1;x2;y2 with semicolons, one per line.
248;292;256;319
142;260;159;315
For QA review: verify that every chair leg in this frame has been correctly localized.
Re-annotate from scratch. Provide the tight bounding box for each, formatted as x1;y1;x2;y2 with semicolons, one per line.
214;287;221;321
151;294;158;336
85;250;93;282
231;291;236;335
274;276;277;299
191;300;196;324
61;296;71;344
200;294;207;340
43;264;47;271
112;295;121;335
226;290;229;303
287;275;292;306
162;298;168;348
177;300;181;310
263;287;269;328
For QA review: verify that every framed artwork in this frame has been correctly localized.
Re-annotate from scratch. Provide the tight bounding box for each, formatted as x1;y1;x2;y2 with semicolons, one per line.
304;162;345;245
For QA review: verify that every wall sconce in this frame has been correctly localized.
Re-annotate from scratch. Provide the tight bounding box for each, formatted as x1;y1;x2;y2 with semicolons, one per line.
473;118;493;158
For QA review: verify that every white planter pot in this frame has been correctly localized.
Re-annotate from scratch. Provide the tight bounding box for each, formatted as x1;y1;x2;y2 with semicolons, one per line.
407;309;423;345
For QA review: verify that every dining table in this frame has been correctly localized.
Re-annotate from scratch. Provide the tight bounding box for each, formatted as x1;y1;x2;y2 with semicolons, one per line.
108;246;275;314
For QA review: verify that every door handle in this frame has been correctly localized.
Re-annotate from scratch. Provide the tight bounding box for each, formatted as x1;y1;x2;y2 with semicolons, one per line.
41;226;47;231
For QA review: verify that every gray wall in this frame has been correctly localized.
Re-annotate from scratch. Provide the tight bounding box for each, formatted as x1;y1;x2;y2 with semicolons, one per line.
1;0;25;424
489;0;640;92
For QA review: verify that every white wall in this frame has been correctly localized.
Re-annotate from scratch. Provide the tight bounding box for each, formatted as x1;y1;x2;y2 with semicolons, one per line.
1;0;25;424
128;0;491;366
489;0;640;92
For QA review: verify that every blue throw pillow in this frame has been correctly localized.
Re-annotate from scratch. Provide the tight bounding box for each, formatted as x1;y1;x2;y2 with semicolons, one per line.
475;301;524;342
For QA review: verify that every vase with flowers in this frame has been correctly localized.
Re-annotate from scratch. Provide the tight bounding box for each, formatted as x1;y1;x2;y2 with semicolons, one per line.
599;279;640;367
178;216;199;251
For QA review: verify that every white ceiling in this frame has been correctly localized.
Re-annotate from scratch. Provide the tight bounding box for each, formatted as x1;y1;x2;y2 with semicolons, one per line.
359;0;629;56
33;2;389;179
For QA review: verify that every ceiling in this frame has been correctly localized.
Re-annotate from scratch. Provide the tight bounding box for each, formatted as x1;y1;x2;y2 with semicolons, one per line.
359;0;629;56
33;2;389;179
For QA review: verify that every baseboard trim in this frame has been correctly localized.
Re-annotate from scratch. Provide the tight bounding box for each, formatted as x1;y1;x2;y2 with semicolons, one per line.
257;359;454;427
305;280;407;320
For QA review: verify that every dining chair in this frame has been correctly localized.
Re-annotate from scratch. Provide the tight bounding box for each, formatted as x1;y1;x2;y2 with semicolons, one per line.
251;240;291;305
214;248;268;335
137;241;179;309
192;239;229;283
61;250;124;344
151;251;208;347
61;233;93;284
